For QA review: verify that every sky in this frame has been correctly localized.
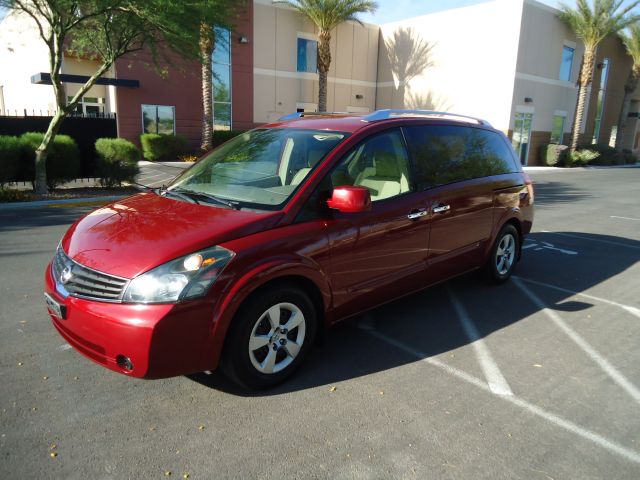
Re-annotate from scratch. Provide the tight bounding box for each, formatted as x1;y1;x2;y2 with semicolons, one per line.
359;0;572;24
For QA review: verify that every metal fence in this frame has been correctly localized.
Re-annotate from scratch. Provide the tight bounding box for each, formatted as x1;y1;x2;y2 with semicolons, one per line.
0;111;118;177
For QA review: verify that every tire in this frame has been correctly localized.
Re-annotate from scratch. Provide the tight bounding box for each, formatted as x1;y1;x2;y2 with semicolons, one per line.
221;284;317;390
486;224;520;283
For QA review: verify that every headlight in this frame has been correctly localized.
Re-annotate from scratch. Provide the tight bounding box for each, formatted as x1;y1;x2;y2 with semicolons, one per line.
122;246;234;304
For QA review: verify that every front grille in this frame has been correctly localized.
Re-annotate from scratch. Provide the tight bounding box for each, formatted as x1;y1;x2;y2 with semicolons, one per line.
53;247;129;302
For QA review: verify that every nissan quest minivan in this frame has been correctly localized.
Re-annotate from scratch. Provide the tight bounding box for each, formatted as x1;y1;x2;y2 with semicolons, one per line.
44;109;534;389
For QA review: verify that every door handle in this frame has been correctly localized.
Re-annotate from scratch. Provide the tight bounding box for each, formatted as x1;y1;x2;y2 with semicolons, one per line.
432;204;450;214
407;210;428;220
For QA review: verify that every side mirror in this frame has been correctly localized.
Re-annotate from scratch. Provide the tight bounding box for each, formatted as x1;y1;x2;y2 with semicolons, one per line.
326;186;372;213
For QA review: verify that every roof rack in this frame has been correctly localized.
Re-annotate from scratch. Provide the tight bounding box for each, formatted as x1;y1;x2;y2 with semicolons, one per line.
278;111;350;121
363;109;491;126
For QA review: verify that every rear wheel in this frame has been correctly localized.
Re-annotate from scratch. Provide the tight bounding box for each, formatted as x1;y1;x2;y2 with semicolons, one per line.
486;224;519;283
221;284;317;390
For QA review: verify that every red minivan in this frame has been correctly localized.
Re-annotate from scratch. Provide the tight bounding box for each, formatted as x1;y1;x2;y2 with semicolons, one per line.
44;110;534;389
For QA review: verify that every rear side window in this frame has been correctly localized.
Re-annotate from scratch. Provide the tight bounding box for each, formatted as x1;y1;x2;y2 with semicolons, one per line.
403;125;517;190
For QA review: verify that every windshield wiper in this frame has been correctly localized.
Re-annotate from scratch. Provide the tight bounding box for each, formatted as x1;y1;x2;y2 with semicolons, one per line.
162;188;200;204
186;191;238;209
169;188;237;209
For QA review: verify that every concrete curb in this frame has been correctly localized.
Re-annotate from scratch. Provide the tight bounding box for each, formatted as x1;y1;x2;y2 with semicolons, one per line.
0;195;126;210
138;161;192;168
524;164;639;172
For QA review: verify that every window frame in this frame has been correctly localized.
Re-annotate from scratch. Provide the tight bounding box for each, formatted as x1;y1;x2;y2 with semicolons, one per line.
141;104;176;135
213;26;232;131
296;36;319;74
559;45;575;82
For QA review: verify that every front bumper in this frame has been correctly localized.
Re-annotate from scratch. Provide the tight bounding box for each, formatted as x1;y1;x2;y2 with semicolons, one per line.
45;263;218;378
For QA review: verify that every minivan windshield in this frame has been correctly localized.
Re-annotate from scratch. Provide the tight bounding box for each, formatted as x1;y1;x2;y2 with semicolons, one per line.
167;128;348;209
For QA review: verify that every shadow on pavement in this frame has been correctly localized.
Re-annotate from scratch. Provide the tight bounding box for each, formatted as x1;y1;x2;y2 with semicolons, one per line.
533;180;591;207
188;231;639;396
0;206;92;232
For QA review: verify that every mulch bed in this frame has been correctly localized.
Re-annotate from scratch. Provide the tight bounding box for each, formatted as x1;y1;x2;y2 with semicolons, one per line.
0;186;140;203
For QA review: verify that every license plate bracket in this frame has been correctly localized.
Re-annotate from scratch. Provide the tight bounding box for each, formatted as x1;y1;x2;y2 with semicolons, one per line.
44;293;66;320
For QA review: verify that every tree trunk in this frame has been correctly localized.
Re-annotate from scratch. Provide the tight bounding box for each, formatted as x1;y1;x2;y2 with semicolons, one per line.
317;29;332;112
200;24;214;152
34;109;65;194
615;67;639;152
570;47;596;153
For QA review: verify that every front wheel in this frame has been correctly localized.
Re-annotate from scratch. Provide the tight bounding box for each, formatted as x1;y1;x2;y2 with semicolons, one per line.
221;284;317;390
486;224;520;283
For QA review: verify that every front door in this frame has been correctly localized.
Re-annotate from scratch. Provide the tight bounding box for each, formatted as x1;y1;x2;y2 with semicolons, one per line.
324;129;430;319
512;112;533;166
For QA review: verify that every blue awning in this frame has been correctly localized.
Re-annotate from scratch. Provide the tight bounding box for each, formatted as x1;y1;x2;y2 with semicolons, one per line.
31;72;139;88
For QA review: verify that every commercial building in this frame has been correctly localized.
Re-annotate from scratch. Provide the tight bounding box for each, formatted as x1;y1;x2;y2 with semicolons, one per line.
1;0;638;164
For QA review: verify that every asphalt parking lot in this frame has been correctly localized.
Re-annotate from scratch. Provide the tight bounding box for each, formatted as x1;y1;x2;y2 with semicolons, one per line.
1;167;639;479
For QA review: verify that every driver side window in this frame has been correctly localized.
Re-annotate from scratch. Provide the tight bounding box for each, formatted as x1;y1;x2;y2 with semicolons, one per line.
330;129;413;202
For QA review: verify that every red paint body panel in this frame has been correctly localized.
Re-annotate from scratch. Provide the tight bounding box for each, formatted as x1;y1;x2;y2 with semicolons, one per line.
45;115;534;379
61;193;282;278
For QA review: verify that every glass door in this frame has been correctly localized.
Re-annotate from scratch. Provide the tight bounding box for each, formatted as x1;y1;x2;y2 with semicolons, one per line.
512;112;533;165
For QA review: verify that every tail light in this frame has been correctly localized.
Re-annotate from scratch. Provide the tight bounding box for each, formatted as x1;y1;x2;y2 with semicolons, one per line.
522;172;534;204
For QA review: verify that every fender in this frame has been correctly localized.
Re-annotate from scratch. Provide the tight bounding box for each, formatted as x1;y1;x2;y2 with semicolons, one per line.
486;207;524;259
201;254;334;371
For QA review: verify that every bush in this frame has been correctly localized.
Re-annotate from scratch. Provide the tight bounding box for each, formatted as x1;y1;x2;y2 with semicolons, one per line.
20;132;80;189
140;133;188;161
568;149;600;167
541;144;568;167
211;130;245;149
621;149;638;165
0;136;22;186
95;138;141;188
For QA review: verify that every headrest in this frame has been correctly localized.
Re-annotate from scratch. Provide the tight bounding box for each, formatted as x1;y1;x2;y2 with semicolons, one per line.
374;152;400;178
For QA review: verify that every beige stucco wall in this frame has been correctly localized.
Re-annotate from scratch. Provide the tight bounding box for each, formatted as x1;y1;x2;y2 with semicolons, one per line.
0;10;56;115
376;0;524;131
253;0;379;123
511;0;585;135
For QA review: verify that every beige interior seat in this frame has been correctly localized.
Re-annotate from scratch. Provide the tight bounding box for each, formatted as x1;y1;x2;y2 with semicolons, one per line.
355;152;409;201
290;149;325;186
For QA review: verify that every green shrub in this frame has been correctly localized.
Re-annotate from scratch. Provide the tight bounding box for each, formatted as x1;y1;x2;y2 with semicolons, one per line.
20;132;80;189
568;149;600;167
140;133;188;161
95;138;141;188
211;130;245;149
541;144;568;167
621;149;638;165
0;136;22;186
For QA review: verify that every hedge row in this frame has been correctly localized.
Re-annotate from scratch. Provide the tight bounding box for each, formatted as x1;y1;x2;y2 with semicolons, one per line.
0;133;140;189
541;143;637;167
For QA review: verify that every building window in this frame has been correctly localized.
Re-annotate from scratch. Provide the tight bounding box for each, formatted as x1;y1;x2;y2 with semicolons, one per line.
213;27;232;131
559;45;574;82
142;104;176;134
550;115;565;144
68;95;105;116
297;37;318;73
593;58;610;144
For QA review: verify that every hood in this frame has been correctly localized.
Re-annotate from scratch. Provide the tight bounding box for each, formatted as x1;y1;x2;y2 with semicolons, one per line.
61;193;283;278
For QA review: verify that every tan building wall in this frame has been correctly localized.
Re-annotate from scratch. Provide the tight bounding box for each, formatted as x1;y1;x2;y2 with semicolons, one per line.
253;0;379;123
376;0;524;131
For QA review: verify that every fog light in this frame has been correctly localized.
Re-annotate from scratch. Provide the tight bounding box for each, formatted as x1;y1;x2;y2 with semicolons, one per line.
116;355;134;371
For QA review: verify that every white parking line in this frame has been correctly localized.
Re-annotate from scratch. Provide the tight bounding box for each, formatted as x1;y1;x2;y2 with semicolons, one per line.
611;216;640;222
513;278;640;405
540;231;640;250
448;289;513;396
513;276;640;319
363;329;640;464
56;343;71;352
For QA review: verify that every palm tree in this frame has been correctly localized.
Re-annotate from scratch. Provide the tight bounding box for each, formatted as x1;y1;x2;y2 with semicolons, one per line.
279;0;377;112
559;0;640;152
200;23;215;152
615;23;640;151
